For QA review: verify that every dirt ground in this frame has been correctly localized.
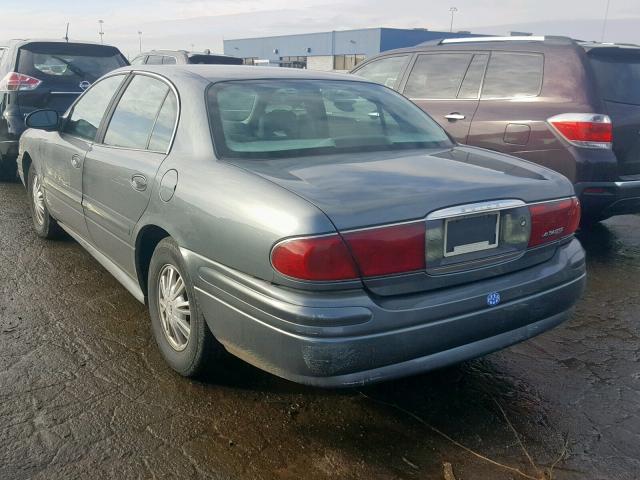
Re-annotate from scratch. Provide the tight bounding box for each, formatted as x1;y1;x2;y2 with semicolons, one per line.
1;180;639;480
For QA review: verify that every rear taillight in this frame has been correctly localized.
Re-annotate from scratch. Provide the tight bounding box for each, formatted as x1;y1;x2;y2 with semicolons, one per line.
548;113;612;149
0;72;42;92
271;234;359;281
342;223;426;277
528;198;581;248
271;222;426;281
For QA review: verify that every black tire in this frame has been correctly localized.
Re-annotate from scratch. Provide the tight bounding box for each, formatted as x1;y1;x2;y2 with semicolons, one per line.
0;155;17;182
148;237;223;377
27;166;62;239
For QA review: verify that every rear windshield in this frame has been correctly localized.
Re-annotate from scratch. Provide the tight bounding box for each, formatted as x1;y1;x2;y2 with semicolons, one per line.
18;43;127;84
208;79;452;159
188;55;242;65
590;49;640;105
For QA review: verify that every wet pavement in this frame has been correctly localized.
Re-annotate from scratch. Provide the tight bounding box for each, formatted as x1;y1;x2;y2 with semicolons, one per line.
1;180;639;480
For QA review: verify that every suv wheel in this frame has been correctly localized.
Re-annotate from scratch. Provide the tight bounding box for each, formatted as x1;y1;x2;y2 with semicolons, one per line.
28;167;61;239
147;238;223;377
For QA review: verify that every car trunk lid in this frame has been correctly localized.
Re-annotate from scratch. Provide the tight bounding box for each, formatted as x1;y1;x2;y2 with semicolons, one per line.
232;146;576;295
588;47;640;176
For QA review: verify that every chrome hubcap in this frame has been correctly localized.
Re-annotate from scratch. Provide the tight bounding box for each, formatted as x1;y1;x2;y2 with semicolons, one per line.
32;174;45;226
158;264;191;351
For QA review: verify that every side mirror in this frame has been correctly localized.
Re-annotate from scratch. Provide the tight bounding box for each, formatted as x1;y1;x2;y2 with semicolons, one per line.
25;109;59;131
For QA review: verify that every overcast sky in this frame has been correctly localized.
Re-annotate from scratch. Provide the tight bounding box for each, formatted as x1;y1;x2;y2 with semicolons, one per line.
1;0;639;57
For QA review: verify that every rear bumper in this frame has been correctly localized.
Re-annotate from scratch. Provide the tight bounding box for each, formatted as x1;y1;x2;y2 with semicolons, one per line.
575;179;640;220
183;239;586;387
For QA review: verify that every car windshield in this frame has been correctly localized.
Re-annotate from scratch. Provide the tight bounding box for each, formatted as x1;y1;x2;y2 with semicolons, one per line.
208;79;452;159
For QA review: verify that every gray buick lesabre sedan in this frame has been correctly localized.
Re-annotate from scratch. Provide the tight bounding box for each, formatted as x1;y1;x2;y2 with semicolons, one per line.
17;65;586;387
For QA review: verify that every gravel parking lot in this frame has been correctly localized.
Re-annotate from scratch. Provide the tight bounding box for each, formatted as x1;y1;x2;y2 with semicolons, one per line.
1;180;639;480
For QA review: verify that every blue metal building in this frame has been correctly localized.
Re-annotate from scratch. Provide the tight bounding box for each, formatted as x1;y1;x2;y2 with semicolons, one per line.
223;28;481;70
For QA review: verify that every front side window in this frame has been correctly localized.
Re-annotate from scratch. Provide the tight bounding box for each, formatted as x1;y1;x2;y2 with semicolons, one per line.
162;56;177;65
209;79;452;159
404;53;474;99
103;75;171;149
353;56;408;88
63;74;125;141
130;55;146;65
481;52;544;99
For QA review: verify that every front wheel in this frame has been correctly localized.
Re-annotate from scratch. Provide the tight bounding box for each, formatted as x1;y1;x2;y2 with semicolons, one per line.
147;238;223;377
28;167;61;239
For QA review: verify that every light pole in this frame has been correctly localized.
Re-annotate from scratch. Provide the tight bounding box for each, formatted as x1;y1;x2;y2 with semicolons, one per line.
600;0;611;42
98;20;104;44
138;31;143;53
449;6;458;33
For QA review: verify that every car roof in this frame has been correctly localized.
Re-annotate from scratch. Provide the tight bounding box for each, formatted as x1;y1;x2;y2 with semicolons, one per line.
142;50;237;58
6;38;120;50
371;35;640;57
113;64;368;84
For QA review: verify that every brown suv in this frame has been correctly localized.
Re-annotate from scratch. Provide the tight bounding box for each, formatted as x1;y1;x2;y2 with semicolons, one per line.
351;36;640;223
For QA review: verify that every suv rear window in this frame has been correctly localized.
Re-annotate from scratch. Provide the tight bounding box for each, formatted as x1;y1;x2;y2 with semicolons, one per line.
17;43;127;84
481;52;543;99
589;49;640;105
188;55;242;65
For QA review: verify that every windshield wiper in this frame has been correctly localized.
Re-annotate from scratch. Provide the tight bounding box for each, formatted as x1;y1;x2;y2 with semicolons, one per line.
50;56;91;79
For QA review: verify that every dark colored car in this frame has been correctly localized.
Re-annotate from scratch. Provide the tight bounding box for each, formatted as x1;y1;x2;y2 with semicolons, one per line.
0;39;128;179
18;65;585;387
352;36;640;223
131;50;243;66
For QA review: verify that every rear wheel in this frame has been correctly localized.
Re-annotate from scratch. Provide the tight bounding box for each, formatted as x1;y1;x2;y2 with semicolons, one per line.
147;238;223;377
28;166;61;239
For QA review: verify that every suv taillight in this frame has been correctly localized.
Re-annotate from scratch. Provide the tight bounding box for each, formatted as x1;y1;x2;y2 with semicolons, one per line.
548;113;612;149
528;197;581;248
0;72;42;91
271;222;426;281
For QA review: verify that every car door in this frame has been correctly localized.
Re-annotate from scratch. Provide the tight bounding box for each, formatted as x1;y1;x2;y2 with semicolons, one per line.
42;74;127;238
466;52;545;155
82;73;178;275
399;52;488;143
351;54;412;90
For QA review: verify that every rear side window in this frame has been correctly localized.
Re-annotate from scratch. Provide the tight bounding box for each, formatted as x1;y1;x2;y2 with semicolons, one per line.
104;75;170;149
404;53;474;99
64;74;125;141
17;43;127;83
590;50;640;105
148;93;178;152
162;56;177;65
354;55;408;88
481;52;543;99
458;54;489;99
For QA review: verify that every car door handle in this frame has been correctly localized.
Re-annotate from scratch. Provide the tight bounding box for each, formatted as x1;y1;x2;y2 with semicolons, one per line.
445;113;466;121
71;154;81;168
131;175;147;192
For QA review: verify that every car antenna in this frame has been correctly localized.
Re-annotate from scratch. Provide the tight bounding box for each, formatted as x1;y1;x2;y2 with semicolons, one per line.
64;22;70;42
